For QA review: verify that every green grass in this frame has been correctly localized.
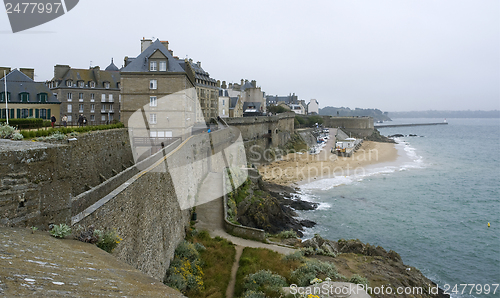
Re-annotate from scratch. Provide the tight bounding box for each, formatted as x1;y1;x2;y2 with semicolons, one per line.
234;247;302;297
186;230;236;298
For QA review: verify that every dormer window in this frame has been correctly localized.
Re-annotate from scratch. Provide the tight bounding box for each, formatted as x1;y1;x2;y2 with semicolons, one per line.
0;92;10;102
38;93;48;103
150;61;157;71
66;80;72;87
90;81;95;88
78;81;84;88
159;61;167;71
117;83;120;89
19;92;29;103
104;82;110;89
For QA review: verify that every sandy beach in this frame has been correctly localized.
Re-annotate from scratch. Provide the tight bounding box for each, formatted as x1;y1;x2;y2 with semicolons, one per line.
259;136;398;186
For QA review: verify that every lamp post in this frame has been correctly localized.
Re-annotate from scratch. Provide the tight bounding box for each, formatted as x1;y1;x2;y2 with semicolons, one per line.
3;70;8;124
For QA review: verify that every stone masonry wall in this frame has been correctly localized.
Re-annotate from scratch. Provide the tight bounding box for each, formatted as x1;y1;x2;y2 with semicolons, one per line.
0;129;133;228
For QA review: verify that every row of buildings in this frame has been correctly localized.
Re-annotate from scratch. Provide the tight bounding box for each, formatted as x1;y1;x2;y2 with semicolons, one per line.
0;38;319;126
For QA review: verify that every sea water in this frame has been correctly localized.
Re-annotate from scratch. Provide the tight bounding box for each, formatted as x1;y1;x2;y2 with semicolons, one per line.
297;118;500;298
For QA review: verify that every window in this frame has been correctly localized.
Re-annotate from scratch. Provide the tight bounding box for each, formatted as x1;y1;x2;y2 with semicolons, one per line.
66;80;72;87
67;93;72;101
38;93;48;103
90;81;95;88
109;114;113;121
159;61;167;71
150;96;157;107
90;93;95;102
19;92;29;102
79;93;84;101
150;61;157;71
104;82;110;89
101;94;106;102
39;109;47;119
119;94;121;102
79;104;84;113
0;92;11;102
149;113;157;124
67;115;72;122
90;115;95;121
109;94;113;102
101;115;106;121
78;81;84;88
21;109;29;118
109;105;113;112
222;99;225;106
67;104;72;113
150;79;157;90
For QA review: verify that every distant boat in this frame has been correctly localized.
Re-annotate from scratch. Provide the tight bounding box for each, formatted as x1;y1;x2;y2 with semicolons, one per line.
444;119;447;123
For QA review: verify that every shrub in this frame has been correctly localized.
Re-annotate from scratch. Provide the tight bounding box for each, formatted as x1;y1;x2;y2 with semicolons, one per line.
349;274;369;287
165;240;204;293
243;290;266;298
96;229;122;253
243;269;287;297
46;131;66;140
76;225;101;244
0;124;15;139
276;230;298;239
282;250;304;262
290;259;339;287
50;224;72;238
11;132;23;140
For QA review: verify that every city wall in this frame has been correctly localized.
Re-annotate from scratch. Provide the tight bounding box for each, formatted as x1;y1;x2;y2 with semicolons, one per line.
225;112;295;164
0;129;133;228
321;116;374;137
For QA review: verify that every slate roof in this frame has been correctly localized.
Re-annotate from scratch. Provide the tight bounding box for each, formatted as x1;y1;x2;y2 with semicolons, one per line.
0;69;60;104
121;39;185;73
105;59;119;71
177;59;217;86
53;67;120;89
243;102;261;111
229;96;240;109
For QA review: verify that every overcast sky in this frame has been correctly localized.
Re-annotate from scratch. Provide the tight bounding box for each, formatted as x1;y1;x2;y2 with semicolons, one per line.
0;0;498;111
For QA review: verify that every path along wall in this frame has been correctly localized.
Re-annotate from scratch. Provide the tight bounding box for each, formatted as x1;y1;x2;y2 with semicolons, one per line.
0;129;133;228
72;127;238;281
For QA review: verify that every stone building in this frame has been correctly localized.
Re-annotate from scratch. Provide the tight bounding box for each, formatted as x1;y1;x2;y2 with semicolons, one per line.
229;96;243;118
177;59;218;123
218;87;230;118
224;79;266;115
48;61;121;125
0;68;61;121
120;39;197;142
307;99;319;114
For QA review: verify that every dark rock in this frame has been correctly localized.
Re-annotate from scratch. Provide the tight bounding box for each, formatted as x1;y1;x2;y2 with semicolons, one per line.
299;219;316;228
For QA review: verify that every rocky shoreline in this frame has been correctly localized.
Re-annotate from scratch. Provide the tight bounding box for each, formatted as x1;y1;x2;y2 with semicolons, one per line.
233;170;450;298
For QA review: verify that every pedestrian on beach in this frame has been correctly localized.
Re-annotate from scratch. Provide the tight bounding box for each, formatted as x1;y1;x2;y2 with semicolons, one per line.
62;115;68;127
50;115;56;128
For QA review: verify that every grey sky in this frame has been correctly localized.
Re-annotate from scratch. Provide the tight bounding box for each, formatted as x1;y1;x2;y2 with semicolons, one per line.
0;0;498;111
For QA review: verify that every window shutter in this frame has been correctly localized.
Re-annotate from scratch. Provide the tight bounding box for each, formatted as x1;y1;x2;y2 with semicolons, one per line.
10;109;14;119
35;109;39;118
47;109;51;119
17;109;20;119
29;109;33;117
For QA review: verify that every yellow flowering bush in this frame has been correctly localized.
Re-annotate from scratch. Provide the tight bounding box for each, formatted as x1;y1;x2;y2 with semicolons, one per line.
165;241;205;293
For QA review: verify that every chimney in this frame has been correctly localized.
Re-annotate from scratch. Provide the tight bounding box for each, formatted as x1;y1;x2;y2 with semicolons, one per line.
189;58;193;63
168;50;173;56
240;79;244;86
217;80;221;87
196;61;201;68
20;68;35;80
161;40;169;50
221;80;227;89
141;38;152;52
0;67;11;79
54;65;70;80
251;80;256;88
229;83;233;88
93;66;100;83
